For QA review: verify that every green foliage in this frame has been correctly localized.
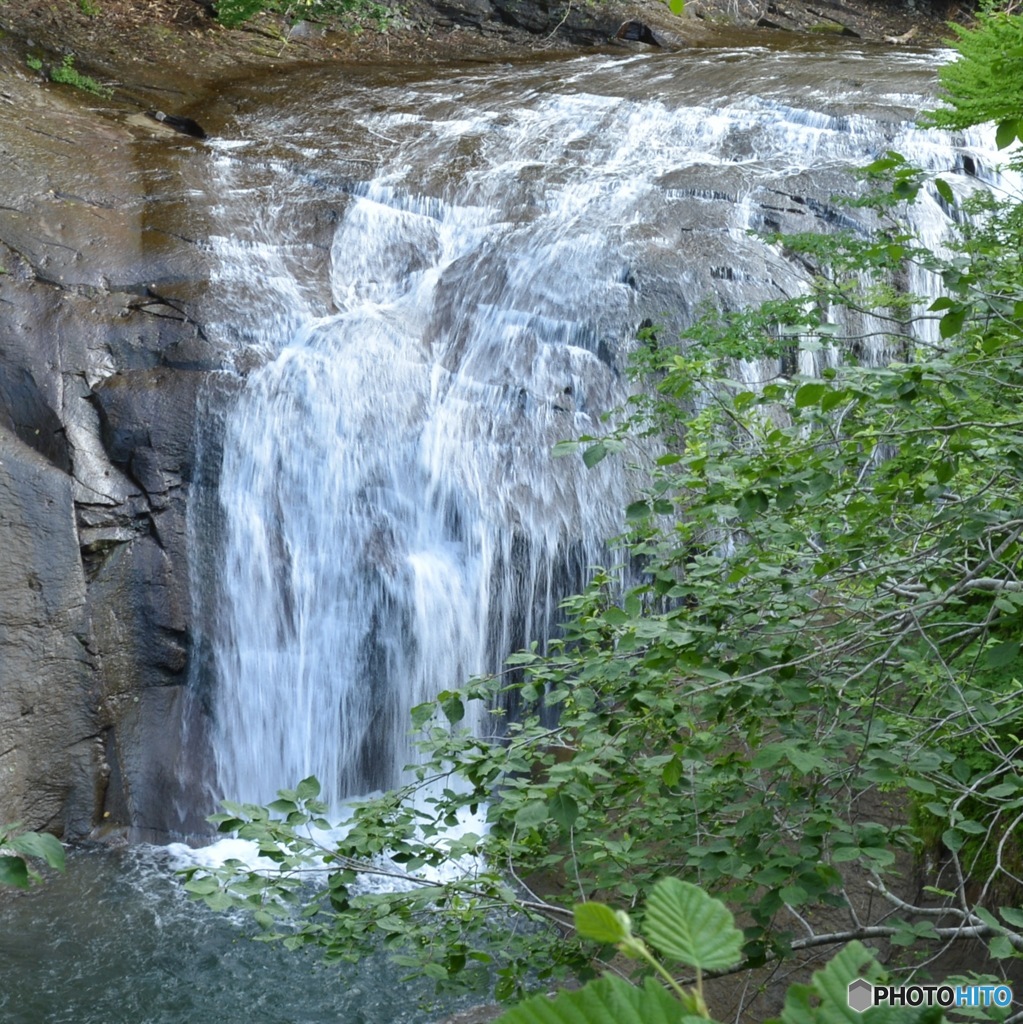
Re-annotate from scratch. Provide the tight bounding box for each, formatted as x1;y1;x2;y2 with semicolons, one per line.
48;54;112;98
497;887;938;1024
499;879;740;1022
924;12;1023;155
770;944;941;1024
186;175;1023;1002
214;0;392;31
641;879;743;973
0;824;66;889
25;54;42;71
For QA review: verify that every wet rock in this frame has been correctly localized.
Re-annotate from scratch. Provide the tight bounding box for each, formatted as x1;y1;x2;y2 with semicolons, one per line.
91;368;203;500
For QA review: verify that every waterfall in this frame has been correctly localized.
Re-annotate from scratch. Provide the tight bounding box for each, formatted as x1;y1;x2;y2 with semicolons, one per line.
198;48;995;813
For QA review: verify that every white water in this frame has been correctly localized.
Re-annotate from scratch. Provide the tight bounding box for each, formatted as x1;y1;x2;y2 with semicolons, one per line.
200;47;1006;814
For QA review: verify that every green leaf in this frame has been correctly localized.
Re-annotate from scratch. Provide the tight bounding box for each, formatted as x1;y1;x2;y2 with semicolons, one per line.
942;828;965;853
939;308;967;339
626;501;651;523
0;855;30;889
775;484;798;510
642;877;743;971
295;776;321;801
892;177;920;200
974;906;1000;930
820;389;847;413
795;382;828;409
184;875;220;896
514;800;550;829
574;902;630;945
736;490;769;519
661;756;683;788
987;641;1020;668
495;975;692;1024
668;0;685;14
864;151;906;173
410;703;434;729
995;118;1019;150
934;178;955;205
6;831;65;872
582;442;608;469
775;941;894;1024
999;906;1023;928
779;885;809;907
440;692;465;724
752;744;786;769
548;793;579;830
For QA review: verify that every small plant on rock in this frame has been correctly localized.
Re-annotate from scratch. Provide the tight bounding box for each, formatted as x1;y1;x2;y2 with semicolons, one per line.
49;54;112;98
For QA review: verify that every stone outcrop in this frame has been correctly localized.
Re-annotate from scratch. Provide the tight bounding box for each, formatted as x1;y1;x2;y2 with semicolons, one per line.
0;39;223;840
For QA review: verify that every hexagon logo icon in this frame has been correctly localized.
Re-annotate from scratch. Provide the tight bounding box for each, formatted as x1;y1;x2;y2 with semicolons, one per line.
848;978;874;1013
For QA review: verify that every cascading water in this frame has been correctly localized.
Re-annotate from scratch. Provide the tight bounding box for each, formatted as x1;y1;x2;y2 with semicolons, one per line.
207;117;636;811
199;46;995;815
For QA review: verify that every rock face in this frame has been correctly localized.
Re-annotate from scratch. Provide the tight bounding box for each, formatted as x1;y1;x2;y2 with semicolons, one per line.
0;40;225;840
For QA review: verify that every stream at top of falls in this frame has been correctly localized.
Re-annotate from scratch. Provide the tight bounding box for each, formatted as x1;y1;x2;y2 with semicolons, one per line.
4;44;1010;1024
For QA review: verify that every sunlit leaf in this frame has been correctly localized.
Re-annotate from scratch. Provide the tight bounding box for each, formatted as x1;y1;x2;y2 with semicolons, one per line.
574;902;629;945
643;878;743;970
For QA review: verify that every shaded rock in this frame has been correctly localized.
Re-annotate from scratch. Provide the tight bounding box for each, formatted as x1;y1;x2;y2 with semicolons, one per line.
96;681;217;842
616;19;664;44
0;428;97;836
91;367;204;500
0;43;223;841
438;1006;504;1024
145;110;209;139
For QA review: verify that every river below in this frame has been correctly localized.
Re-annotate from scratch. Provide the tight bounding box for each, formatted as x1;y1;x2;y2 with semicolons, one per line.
0;846;483;1024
